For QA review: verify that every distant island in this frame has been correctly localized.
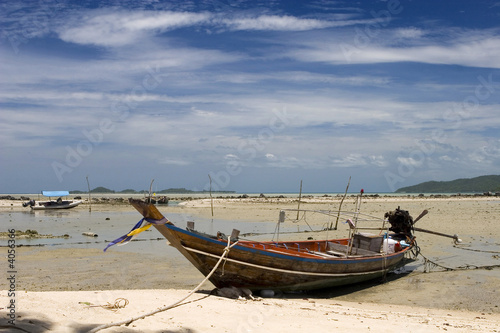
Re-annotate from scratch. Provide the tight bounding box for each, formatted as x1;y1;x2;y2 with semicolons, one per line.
395;175;500;193
70;187;235;194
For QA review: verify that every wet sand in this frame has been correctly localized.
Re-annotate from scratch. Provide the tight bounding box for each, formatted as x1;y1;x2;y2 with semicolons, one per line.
1;196;500;331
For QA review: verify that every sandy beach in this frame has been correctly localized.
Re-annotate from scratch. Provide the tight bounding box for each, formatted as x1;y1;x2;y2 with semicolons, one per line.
1;195;500;332
4;289;500;332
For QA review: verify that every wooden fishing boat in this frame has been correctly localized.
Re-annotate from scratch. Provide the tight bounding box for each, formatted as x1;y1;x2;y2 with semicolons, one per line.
111;198;419;292
23;191;82;210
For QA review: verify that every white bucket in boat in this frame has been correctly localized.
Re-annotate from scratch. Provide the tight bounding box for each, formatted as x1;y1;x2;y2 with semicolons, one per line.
382;238;401;253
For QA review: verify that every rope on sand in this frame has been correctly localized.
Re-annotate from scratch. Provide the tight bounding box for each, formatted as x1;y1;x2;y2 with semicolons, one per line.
86;298;129;311
88;238;239;333
418;252;500;273
419;252;455;272
453;244;500;254
102;298;129;311
410;239;500;272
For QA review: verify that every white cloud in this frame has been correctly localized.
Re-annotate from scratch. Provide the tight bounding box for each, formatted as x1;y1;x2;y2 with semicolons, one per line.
287;29;500;68
220;14;361;31
396;156;425;167
58;10;211;46
330;154;388;168
158;158;192;166
224;154;239;160
213;71;390;86
191;107;217;117
265;153;276;160
52;9;500;71
54;9;382;47
369;155;388;167
393;27;425;39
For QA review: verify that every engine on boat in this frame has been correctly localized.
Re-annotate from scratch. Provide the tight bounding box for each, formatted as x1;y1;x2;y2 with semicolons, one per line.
385;207;414;236
22;199;35;207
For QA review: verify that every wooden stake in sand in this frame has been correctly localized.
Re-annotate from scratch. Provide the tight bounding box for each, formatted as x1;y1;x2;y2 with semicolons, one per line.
86;176;92;212
296;180;302;220
331;176;350;230
209;174;214;217
148;179;154;202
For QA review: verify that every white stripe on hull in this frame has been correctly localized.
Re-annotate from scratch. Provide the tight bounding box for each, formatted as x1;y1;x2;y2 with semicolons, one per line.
184;245;395;278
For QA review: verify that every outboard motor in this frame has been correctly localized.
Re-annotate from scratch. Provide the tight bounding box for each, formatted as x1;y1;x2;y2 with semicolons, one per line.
22;199;35;207
385;206;414;236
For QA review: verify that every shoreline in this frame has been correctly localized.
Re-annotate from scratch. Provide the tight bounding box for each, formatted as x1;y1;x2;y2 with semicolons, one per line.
1;192;499;213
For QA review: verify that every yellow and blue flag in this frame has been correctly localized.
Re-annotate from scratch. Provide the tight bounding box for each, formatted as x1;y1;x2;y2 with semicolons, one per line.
104;217;167;251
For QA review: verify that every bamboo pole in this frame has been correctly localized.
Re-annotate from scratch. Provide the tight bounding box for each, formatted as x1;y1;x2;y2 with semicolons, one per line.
148;179;155;203
347;189;364;255
208;174;214;217
86;176;92;212
331;176;350;230
296;180;302;220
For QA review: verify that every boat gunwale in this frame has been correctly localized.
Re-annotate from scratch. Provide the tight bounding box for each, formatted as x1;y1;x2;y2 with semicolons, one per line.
163;222;410;264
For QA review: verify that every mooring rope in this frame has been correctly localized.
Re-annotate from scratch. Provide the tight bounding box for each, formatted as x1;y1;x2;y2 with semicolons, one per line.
453;245;500;254
419;252;455;272
418;251;500;273
88;238;239;333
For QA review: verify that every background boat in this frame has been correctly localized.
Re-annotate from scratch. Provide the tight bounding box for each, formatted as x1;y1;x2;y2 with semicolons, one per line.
24;191;82;210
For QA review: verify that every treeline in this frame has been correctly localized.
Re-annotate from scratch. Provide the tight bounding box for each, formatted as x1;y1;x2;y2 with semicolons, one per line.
70;187;235;194
396;175;500;193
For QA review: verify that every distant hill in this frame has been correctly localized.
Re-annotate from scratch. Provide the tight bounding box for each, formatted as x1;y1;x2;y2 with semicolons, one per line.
158;188;195;194
71;187;115;194
119;188;144;194
94;186;115;193
156;188;235;194
395;175;500;193
70;187;235;194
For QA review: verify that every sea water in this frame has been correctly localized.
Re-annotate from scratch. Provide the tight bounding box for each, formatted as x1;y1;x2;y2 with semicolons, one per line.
1;209;282;254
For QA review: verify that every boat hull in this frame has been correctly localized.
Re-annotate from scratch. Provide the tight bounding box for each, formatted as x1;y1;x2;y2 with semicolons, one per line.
31;200;82;210
153;223;409;292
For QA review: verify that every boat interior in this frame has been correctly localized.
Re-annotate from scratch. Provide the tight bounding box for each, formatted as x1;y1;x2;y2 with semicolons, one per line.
188;224;403;259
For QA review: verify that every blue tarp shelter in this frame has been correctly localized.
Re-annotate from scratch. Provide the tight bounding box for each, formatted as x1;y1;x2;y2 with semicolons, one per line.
42;191;70;197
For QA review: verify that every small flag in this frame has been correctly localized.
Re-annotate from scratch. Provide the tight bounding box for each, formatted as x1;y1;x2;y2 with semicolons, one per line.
103;217;168;252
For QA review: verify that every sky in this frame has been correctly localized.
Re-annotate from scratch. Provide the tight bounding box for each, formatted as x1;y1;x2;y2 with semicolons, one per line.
1;0;500;194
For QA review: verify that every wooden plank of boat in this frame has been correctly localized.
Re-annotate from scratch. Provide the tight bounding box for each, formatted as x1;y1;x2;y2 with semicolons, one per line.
128;199;411;292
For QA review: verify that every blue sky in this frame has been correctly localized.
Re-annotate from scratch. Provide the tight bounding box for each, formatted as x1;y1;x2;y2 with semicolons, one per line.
1;0;500;194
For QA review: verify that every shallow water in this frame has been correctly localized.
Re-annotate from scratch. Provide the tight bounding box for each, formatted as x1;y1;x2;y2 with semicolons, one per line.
2;209;285;254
